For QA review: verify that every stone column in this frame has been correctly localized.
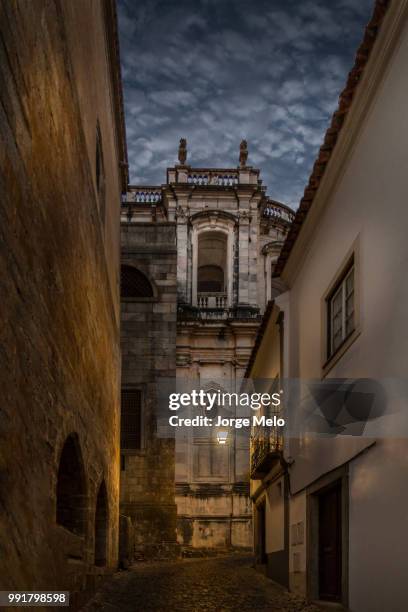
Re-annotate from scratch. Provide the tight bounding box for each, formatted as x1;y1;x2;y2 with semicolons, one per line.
238;213;250;305
248;206;258;307
177;219;189;304
191;227;198;306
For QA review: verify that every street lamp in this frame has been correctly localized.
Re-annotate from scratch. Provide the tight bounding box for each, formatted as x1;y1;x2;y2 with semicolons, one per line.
216;431;229;445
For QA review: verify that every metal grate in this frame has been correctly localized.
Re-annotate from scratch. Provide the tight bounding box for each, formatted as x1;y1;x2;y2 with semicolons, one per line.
120;389;142;450
121;265;153;298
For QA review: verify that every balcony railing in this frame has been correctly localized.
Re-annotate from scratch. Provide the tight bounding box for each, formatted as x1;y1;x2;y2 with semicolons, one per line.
129;188;162;203
197;293;227;309
250;429;283;479
178;303;261;322
263;204;295;224
188;171;239;187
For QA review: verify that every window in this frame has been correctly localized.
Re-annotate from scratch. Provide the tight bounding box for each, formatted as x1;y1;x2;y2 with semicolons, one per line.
193;442;229;480
120;389;142;450
197;232;227;295
197;265;224;293
121;265;153;299
327;261;355;358
56;433;87;535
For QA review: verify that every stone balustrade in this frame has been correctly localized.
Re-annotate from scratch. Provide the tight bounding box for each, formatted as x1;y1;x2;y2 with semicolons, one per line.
130;189;162;203
263;204;295;223
187;172;239;187
197;293;228;309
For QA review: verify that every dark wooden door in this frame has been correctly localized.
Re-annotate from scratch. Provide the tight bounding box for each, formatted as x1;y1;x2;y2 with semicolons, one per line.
318;482;342;601
258;502;267;564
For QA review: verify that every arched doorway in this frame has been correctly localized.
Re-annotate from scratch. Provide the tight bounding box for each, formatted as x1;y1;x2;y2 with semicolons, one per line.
94;480;108;566
120;265;154;298
56;433;87;535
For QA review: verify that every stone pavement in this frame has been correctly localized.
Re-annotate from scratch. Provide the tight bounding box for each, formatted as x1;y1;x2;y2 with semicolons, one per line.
82;555;321;612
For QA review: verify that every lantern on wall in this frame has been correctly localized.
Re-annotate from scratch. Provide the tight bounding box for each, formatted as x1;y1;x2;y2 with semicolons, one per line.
216;430;229;445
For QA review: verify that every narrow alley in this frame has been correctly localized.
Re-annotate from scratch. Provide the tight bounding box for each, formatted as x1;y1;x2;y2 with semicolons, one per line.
82;555;320;612
3;2;408;611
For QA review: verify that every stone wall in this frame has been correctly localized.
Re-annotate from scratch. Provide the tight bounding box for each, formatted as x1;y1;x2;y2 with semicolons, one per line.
171;184;262;552
176;484;252;552
0;0;123;604
120;222;178;560
125;167;291;555
175;319;256;552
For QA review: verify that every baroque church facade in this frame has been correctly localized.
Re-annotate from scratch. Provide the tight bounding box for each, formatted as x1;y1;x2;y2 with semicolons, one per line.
120;140;294;554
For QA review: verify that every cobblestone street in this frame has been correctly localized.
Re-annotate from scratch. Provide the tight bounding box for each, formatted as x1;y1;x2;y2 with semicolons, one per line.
82;555;320;612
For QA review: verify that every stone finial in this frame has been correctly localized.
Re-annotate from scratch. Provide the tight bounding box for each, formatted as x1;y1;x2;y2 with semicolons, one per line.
178;138;187;165
239;140;248;167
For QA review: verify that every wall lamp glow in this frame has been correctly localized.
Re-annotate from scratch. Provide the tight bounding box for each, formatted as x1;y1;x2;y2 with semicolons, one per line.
217;431;229;445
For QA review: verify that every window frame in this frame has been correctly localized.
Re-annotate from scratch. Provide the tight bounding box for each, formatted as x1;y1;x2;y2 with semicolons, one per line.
191;439;230;483
321;240;361;377
327;263;355;358
120;387;144;454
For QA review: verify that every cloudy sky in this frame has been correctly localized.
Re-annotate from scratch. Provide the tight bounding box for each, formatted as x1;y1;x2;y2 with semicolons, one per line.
118;0;373;208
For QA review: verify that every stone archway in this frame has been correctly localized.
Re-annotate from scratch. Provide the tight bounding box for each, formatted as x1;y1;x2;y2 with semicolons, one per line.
94;480;109;567
56;433;87;535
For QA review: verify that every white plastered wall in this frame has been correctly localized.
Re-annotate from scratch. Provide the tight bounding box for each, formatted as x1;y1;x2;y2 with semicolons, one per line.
284;13;408;610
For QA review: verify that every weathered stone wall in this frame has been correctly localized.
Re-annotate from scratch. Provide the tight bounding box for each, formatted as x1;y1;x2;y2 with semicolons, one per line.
125;172;291;554
120;222;178;559
171;186;261;552
0;0;123;603
176;485;252;551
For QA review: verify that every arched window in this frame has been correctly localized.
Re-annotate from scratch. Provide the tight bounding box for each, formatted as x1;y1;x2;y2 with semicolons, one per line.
197;265;224;293
56;434;87;535
197;232;227;294
121;265;153;299
94;481;108;566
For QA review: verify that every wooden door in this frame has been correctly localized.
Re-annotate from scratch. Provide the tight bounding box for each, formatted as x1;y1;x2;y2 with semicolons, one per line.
258;502;267;564
318;482;342;601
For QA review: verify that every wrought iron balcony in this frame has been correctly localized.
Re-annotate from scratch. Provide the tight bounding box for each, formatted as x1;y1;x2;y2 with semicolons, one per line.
250;431;283;479
177;302;261;322
230;305;261;320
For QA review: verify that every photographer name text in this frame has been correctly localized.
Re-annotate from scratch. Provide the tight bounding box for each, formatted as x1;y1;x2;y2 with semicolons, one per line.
168;390;285;429
168;414;285;429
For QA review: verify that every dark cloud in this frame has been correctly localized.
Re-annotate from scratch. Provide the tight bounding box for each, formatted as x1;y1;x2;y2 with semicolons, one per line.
118;0;373;207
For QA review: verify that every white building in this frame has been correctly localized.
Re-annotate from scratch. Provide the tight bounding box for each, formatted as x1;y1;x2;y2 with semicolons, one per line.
247;1;408;609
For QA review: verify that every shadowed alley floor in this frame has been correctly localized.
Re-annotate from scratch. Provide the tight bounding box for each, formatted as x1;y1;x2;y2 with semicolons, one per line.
81;555;321;611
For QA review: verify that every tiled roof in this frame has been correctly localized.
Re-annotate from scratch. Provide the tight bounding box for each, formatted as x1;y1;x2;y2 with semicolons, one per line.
274;0;391;278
